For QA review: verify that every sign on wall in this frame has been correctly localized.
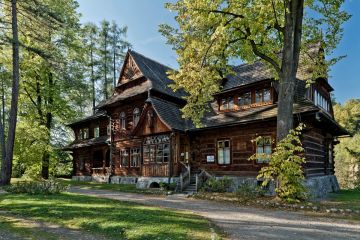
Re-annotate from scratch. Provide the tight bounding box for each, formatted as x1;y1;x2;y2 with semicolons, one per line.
206;155;215;163
143;134;170;145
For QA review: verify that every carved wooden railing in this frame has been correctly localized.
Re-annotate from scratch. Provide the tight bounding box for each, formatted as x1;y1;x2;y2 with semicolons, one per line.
195;169;213;192
179;161;190;192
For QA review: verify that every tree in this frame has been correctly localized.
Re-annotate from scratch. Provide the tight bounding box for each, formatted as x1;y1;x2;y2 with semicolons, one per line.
160;0;350;140
334;99;360;189
99;20;111;100
83;23;100;111
0;0;20;185
110;21;130;88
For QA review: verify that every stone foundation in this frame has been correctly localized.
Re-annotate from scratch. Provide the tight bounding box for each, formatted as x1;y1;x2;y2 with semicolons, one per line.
109;176;138;184
136;177;180;189
71;176;92;182
305;175;340;199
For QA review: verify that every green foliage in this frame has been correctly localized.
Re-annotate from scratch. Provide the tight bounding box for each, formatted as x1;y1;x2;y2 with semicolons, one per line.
159;182;177;191
334;99;360;189
235;182;263;203
160;0;350;126
201;177;233;193
4;179;69;194
250;124;307;202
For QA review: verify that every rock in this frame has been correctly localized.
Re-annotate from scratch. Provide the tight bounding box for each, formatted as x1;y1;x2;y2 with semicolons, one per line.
339;209;344;213
307;203;314;206
330;208;338;213
300;206;305;210
326;209;331;213
312;206;319;211
345;209;352;213
355;210;360;214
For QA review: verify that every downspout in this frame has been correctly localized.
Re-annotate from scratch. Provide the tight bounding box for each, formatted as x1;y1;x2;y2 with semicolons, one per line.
106;113;113;183
168;132;175;184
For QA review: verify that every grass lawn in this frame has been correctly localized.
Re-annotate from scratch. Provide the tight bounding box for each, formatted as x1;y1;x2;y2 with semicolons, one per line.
321;189;360;211
0;192;221;240
56;178;168;195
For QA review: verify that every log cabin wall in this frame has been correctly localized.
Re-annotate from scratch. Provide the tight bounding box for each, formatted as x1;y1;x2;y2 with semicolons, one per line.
190;120;277;176
73;145;109;176
302;124;334;177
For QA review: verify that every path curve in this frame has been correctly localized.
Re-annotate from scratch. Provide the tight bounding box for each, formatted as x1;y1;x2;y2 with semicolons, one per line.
69;186;360;240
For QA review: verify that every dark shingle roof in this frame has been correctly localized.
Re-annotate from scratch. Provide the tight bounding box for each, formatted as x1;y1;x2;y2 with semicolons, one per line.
97;50;186;109
129;50;187;98
63;135;110;150
67;110;107;127
198;100;319;129
146;97;194;131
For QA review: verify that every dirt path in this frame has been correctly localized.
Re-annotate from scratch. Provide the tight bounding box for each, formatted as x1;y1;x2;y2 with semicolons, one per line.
69;186;360;240
0;211;106;240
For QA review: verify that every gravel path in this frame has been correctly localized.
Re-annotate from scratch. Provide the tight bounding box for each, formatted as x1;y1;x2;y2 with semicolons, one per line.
69;186;360;240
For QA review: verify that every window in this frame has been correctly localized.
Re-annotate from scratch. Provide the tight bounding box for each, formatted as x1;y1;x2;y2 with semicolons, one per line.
107;124;111;135
120;149;129;167
78;129;83;140
133;108;140;126
314;90;330;112
217;140;231;165
256;137;272;163
82;128;89;139
156;143;170;163
220;97;234;111
94;126;100;138
143;145;156;163
143;135;170;164
130;148;141;167
79;156;85;171
238;92;251;106
120;112;126;130
255;88;271;103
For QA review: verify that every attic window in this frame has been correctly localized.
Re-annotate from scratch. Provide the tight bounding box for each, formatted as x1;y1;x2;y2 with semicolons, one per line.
314;90;329;112
220;97;234;111
133;108;140;126
238;92;251;106
255;88;271;103
120;112;126;130
94;126;100;138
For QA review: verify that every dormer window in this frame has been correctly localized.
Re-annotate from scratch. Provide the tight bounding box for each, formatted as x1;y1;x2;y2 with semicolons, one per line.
238;92;251;106
220;97;234;111
255;88;271;103
120;112;126;130
78;128;89;140
94;126;100;138
314;90;329;112
133;108;140;126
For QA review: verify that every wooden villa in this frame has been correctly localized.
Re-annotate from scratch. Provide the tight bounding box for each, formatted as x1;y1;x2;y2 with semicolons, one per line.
64;49;348;197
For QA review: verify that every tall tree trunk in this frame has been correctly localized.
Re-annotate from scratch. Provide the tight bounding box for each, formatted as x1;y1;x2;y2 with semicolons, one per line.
41;71;53;179
90;45;95;112
0;73;6;163
276;0;304;141
0;0;20;185
104;32;108;99
113;50;116;88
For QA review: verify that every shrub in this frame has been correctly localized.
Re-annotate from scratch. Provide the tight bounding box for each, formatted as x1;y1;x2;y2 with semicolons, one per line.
250;124;308;203
201;177;234;193
159;182;177;191
4;179;69;194
235;182;263;202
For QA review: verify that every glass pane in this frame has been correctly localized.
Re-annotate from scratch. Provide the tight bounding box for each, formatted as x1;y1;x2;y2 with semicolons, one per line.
224;140;230;148
228;97;234;109
264;145;272;155
218;141;224;148
224;148;230;164
238;92;251;106
263;89;271;102
255;90;263;103
218;150;224;164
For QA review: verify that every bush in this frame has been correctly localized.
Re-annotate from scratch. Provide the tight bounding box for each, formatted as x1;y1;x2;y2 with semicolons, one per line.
235;182;263;202
159;182;177;191
250;124;308;203
4;179;69;194
201;177;234;193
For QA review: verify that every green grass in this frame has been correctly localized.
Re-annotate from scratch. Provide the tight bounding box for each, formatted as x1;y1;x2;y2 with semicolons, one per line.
57;178;167;195
0;193;220;240
323;189;360;211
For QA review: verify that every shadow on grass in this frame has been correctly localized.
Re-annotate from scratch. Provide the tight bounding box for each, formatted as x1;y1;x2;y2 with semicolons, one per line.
0;193;214;240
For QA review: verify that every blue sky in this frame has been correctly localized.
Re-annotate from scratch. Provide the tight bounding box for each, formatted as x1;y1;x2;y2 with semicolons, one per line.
77;0;359;104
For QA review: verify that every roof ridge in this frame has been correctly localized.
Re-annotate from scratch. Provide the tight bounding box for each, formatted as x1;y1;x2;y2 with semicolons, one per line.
129;49;174;71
